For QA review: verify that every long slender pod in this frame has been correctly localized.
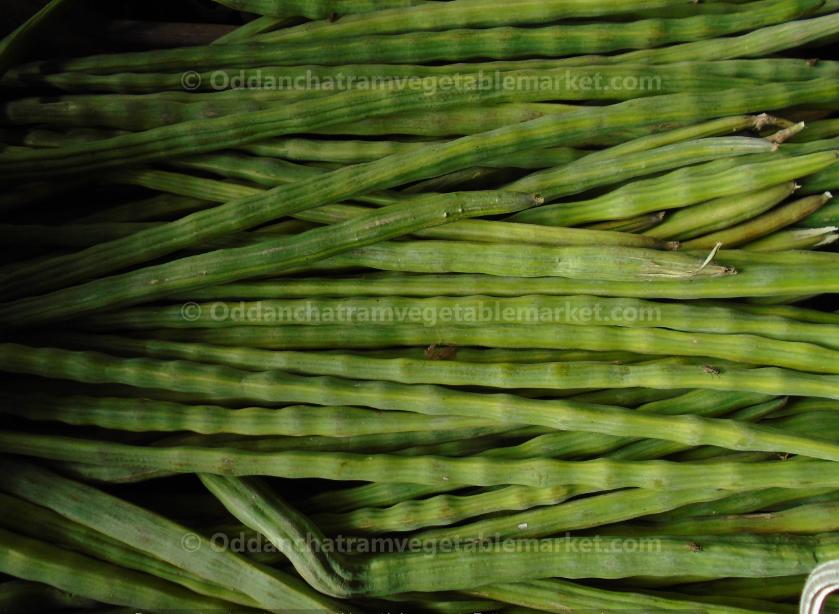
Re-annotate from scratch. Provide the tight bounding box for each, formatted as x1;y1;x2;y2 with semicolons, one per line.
200;477;839;596
740;227;838;251
409;399;785;543
470;579;786;614
211;0;426;20
201;475;360;597
257;0;749;42
96;116;767;193
803;162;839;194
0;528;229;610
697;302;839;326
612;11;839;65
8;1;820;71
246;241;730;278
799;200;839;227
505;135;779;201
1;98;582;132
645;183;796;240
1;81;832;308
0;75;524;178
510;152;837;226
14;57;838;95
140;234;736;275
97;167;671;251
0;191;541;327
0;492;257;606
244;137;585;168
4;345;839;455
61;322;839;374
15;430;839;489
602;501;839;536
311;485;580;535
0;71;773;176
210;15;293;45
65;0;839;68
53;424;523;485
279;531;839;588
290;395;778;533
682;192;834;249
14;335;839;400
0;459;354;612
649;487;839;524
676;576;809;601
206;478;657;601
76;294;839;348
0;69;763;131
793;118;839;142
187;261;839;299
123;309;839;368
301;390;769;515
0;393;495;436
171;476;839;593
59;335;653;366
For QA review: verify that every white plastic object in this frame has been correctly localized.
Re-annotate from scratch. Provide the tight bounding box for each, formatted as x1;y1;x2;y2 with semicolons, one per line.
801;561;839;614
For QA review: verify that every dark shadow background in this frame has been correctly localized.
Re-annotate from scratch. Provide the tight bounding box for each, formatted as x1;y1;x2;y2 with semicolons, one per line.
1;1;248;52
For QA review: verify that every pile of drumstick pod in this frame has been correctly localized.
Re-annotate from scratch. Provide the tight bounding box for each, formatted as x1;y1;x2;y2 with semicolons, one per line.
1;0;839;611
